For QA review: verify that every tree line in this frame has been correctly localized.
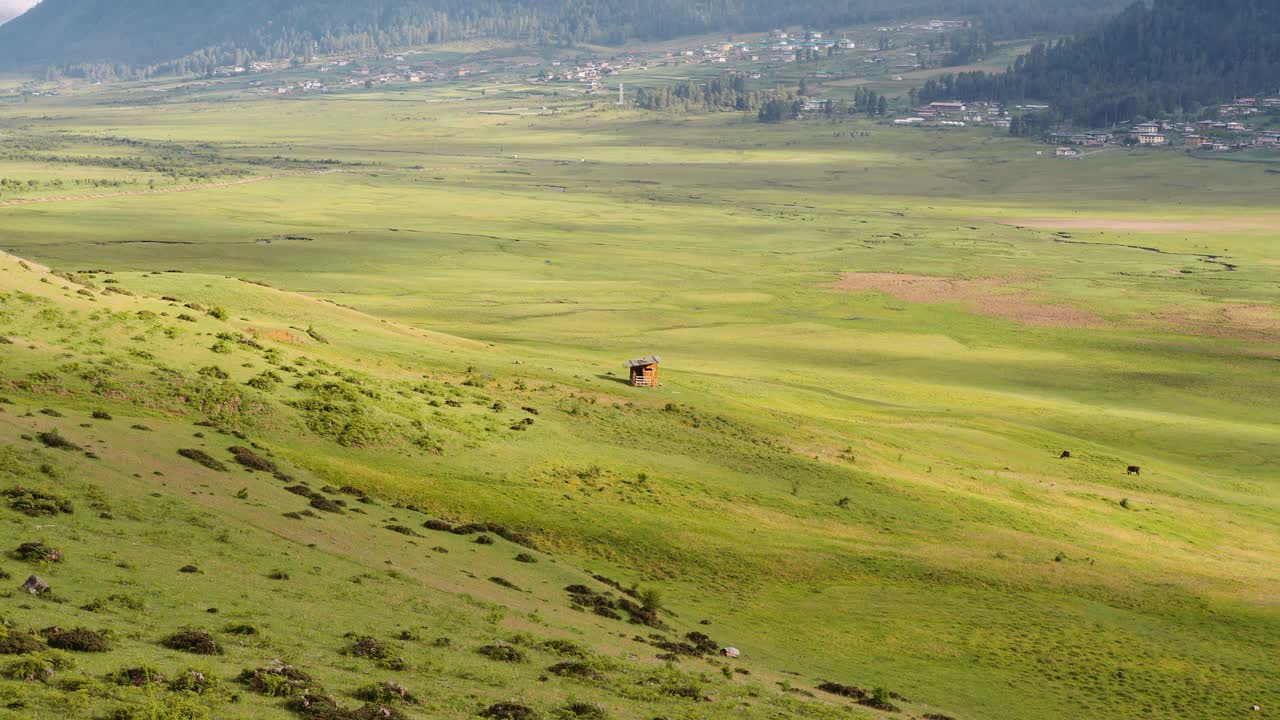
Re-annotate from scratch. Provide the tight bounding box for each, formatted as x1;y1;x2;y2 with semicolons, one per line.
916;0;1280;127
3;0;1128;78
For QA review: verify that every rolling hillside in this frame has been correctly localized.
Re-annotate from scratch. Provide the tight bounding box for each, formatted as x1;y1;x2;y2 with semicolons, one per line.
0;251;928;720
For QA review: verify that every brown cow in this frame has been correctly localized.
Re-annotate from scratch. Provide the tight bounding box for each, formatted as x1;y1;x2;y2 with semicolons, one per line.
1127;466;1141;476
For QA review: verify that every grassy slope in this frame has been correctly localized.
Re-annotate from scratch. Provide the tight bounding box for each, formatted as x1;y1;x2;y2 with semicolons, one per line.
0;81;1276;720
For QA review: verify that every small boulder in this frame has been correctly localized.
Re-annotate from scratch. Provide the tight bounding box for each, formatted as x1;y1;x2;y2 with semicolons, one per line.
22;575;49;595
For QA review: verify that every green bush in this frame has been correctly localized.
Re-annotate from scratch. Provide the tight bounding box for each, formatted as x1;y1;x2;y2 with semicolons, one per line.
3;486;73;517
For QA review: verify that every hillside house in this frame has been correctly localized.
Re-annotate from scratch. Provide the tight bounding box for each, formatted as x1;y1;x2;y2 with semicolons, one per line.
625;357;661;388
1137;132;1167;146
1184;134;1206;148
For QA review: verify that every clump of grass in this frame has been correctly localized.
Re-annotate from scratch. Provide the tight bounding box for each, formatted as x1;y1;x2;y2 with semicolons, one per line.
475;535;494;545
423;519;454;532
14;542;63;563
169;667;221;694
684;631;718;654
3;486;73;517
92;410;113;420
515;553;538;564
548;661;604;681
489;577;522;591
310;496;345;513
554;702;610;720
228;446;277;472
42;627;111;652
36;431;80;452
268;570;290;580
288;693;410;720
819;681;870;696
480;702;539;720
82;596;146;617
198;365;230;380
162;629;223;655
238;663;317;697
0;630;45;655
2;651;74;682
107;665;165;687
179;564;201;574
857;687;901;712
542;639;588;658
38;408;64;418
477;643;527;663
223;623;259;636
385;525;420;537
177;448;228;472
342;635;403;663
353;680;417;704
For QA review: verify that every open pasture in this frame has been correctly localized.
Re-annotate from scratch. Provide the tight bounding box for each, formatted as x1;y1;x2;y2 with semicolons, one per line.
0;79;1276;720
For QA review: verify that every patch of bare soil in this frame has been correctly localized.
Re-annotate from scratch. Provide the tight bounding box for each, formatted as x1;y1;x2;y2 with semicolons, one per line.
1151;304;1280;342
829;273;1103;328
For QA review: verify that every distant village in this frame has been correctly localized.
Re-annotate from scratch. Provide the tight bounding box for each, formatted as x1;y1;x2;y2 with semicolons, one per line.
885;96;1280;154
141;23;1280;159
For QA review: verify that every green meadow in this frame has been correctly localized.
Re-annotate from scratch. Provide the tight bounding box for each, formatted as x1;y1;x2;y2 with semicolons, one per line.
0;75;1276;720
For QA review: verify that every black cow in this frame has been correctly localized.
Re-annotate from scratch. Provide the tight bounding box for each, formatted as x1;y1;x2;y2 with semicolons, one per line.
1059;451;1071;459
1127;466;1141;476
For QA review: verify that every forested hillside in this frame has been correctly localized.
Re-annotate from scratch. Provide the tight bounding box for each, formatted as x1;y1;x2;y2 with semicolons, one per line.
918;0;1280;126
0;0;1123;77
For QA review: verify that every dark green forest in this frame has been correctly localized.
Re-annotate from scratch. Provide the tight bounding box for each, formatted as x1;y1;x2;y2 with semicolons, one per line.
917;0;1280;126
0;0;1123;77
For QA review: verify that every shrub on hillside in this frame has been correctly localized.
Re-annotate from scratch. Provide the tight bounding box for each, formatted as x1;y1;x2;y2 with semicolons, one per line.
2;651;74;682
480;702;539;720
477;643;526;663
14;542;63;563
228;446;277;472
3;486;73;517
177;448;228;472
353;680;417;704
238;664;317;697
162;629;222;655
554;702;610;720
0;630;45;655
107;665;165;687
36;431;80;452
42;627;110;652
169;667;221;695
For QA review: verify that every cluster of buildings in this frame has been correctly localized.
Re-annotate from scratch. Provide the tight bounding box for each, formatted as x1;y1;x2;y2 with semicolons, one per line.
1122;120;1280;151
658;30;856;68
893;101;1013;129
529;58;643;93
1218;97;1280;116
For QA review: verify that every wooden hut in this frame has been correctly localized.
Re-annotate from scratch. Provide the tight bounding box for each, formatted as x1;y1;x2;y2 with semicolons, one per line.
624;356;661;388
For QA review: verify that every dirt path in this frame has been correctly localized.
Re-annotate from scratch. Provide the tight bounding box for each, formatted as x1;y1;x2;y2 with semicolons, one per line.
0;170;336;209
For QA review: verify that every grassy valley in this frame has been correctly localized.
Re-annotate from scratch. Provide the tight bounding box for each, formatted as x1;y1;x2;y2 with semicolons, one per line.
0;43;1276;720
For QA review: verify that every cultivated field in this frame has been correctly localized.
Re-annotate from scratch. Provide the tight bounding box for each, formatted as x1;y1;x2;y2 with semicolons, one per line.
0;73;1276;720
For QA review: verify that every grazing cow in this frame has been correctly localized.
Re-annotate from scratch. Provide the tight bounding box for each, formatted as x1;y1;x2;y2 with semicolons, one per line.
1059;451;1071;459
1127;466;1141;476
720;647;741;658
